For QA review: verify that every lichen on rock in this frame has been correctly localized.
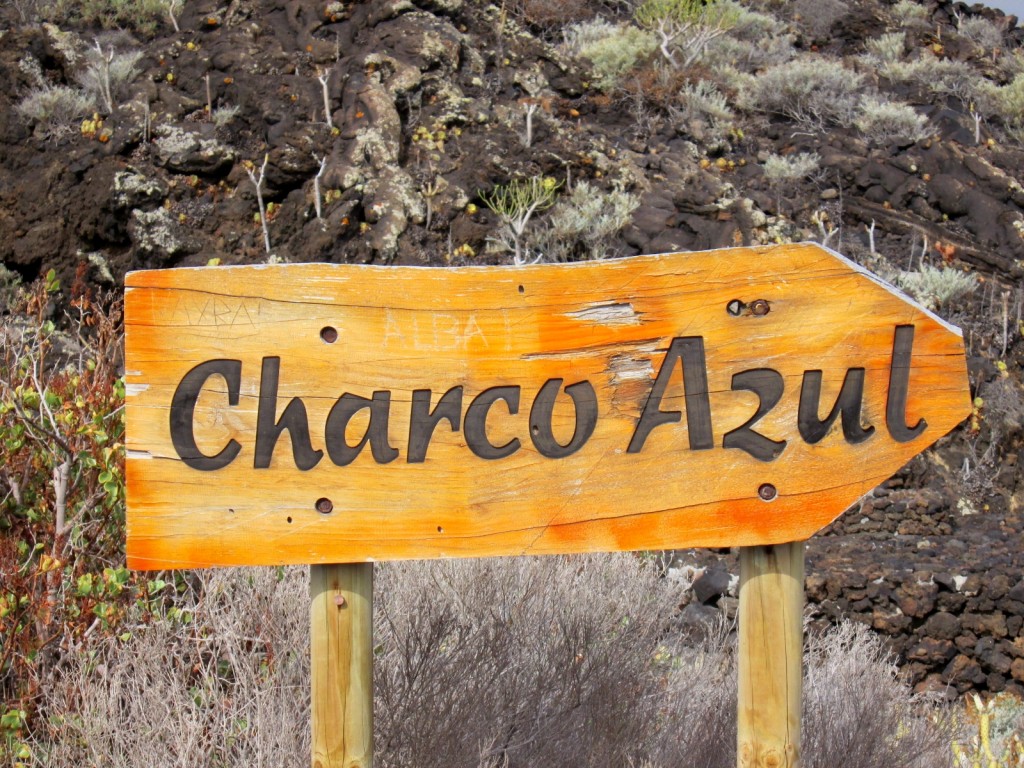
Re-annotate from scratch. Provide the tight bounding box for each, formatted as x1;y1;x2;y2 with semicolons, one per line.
154;124;235;175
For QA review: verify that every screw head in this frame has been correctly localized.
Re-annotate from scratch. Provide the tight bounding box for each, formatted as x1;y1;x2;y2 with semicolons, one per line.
758;483;777;501
750;299;771;316
316;497;334;514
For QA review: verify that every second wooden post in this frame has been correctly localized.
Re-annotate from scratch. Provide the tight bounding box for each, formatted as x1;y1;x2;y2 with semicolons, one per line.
737;541;804;768
311;563;374;768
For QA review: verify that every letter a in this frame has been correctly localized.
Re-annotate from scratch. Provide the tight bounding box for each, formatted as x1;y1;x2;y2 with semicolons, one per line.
628;337;713;453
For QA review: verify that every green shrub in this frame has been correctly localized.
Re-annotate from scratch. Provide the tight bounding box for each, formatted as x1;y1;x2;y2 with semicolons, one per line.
563;20;658;92
480;176;560;265
635;0;740;70
951;693;1024;768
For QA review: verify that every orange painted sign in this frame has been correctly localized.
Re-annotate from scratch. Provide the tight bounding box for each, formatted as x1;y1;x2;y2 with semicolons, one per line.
124;244;971;569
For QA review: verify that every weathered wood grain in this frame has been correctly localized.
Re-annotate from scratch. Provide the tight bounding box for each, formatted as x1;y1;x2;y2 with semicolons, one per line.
310;563;374;768
124;244;971;568
737;542;804;768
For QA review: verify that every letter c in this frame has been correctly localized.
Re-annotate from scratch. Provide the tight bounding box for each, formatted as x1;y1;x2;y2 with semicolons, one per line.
169;359;242;470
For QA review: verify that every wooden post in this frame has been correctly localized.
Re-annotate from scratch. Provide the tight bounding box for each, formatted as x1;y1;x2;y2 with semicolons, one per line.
311;563;374;768
737;541;804;768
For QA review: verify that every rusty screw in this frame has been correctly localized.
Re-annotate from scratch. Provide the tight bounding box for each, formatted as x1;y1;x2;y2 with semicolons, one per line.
758;483;777;501
320;325;338;343
750;299;771;316
316;497;334;514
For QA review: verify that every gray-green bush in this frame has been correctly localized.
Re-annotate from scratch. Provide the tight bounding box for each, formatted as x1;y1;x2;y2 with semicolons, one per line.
763;151;821;183
702;1;793;71
898;264;978;311
791;0;846;41
741;57;864;130
890;0;930;31
562;20;657;92
77;42;143;114
535;181;639;261
15;84;96;138
854;95;930;144
957;17;1006;57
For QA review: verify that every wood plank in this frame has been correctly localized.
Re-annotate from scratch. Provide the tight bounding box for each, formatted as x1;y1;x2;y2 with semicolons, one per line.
124;244;972;568
311;563;374;768
737;542;804;768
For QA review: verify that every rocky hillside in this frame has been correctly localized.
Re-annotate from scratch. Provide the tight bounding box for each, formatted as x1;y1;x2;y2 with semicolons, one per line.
1;0;1022;696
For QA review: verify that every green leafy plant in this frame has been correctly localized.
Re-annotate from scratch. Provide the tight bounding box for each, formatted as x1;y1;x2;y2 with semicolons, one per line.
0;266;133;761
480;176;560;265
635;0;739;70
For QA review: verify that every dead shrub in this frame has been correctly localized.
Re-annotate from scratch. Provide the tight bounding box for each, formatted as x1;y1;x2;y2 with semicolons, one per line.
26;567;311;767
803;622;952;768
24;554;957;768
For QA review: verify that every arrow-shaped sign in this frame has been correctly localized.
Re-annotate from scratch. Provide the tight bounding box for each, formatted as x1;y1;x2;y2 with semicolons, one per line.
124;243;971;569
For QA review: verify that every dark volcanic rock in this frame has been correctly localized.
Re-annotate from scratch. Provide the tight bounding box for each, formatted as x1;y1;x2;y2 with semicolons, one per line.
692;567;732;605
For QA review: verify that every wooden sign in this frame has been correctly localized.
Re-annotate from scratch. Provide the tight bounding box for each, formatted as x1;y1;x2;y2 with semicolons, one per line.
124;243;971;569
